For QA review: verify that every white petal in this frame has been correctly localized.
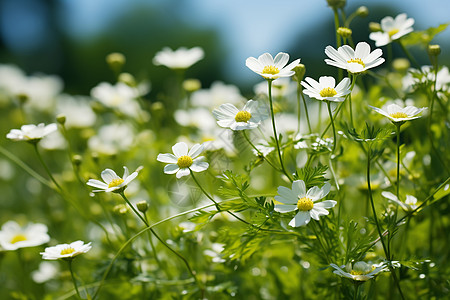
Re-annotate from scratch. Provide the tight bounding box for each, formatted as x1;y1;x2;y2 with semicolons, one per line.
172;142;188;157
164;164;179;174
289;211;311;227
101;169;119;183
314;200;337;209
291;180;306;198
176;168;190;178
354;42;371;60
188;143;204;158
157;153;178;163
258;53;274;66
190;161;209;172
273;52;289;68
245;57;263;73
319;76;336;88
274;204;297;213
122;166;129;179
276;186;298;204
86;179;108;189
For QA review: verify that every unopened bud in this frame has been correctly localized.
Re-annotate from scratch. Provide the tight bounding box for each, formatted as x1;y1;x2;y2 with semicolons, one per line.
392;58;410;72
16;93;29;104
136;200;148;213
369;22;381;32
118;72;137;87
151;101;164;113
326;0;346;9
106;52;126;73
356;6;369;18
113;204;129;215
337;27;352;38
72;154;82;166
182;79;201;93
428;44;441;56
56;114;66;125
292;64;306;82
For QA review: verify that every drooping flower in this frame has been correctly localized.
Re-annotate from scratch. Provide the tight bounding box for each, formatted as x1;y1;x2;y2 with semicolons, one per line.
301;76;351;102
0;221;50;251
6;123;57;143
86;166;139;193
325;42;384;73
153;47;204;69
157;142;209;178
212;100;268;130
274;180;336;227
246;52;301;80
330;261;387;281
369;13;415;47
369;103;426;123
40;240;92;260
381;191;418;211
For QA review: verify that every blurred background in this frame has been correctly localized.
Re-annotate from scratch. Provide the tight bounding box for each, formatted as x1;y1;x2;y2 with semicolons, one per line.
0;0;449;96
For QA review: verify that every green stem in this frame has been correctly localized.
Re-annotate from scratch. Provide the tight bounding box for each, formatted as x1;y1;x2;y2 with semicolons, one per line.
327;101;337;153
310;221;330;264
267;79;292;181
143;213;164;273
396;123;402;199
242;130;281;172
33;143;63;191
397;40;420;69
67;260;82;299
300;88;312;134
296;85;302;134
348;74;357;129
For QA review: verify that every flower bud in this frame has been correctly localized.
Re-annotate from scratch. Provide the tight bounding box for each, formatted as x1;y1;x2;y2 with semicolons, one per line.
56;114;66;125
292;64;306;82
113;204;129;215
72;154;82;166
136;200;148;213
182;79;201;93
106;52;126;73
369;22;381;32
16;93;29;104
118;72;137;87
356;6;369;18
392;58;410;72
326;0;346;9
428;44;441;56
337;27;352;38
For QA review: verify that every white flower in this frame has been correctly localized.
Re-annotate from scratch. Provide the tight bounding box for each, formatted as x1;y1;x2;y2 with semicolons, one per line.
254;78;296;98
157;142;209;178
86;166;139;193
56;95;96;128
330;261;387;281
190;81;245;108
251;139;275;157
153;47;204;69
369;103;426;123
301;76;351;102
325;42;384;73
87;123;135;155
40;240;92;260
381;191;418;211
403;66;450;93
212;100;268;130
0;221;50;251
369;13;415;47
246;52;301;80
31;261;59;283
6;123;57;143
274;180;337;227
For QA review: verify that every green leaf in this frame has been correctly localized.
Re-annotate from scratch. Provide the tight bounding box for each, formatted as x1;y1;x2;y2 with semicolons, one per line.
294;164;329;189
401;23;449;46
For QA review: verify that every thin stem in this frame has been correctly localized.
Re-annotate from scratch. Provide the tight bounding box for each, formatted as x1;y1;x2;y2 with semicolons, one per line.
143;213;163;270
242;130;281;172
296;85;302;134
348;74;357;129
67;260;82;299
300;88;312;134
120;192;149;226
267;79;292;181
310;221;330;264
397;40;420;69
327;101;337;153
33;143;63;191
396;123;402;199
353;283;360;300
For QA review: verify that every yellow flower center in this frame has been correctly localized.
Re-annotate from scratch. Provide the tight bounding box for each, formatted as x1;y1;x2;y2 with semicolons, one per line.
350;270;364;275
108;178;124;188
262;65;280;75
319;87;338;98
60;247;75;255
10;234;27;244
388;28;399;37
389;112;409;119
177;155;193;168
347;58;365;67
235;111;252;122
297;197;314;211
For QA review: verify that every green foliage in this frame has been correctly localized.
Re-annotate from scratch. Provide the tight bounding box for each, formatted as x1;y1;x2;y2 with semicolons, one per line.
402;23;449;47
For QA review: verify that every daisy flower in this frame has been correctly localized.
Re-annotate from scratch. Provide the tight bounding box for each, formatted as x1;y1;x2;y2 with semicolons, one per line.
212;100;268;130
369;13;415;47
369;103;426;123
6;123;57;143
274;180;336;227
381;191;418;211
0;220;50;251
325;42;384;74
86;166;139;193
246;52;301;80
301;76;351;102
157;142;209;178
330;261;388;281
153;47;204;69
40;240;92;260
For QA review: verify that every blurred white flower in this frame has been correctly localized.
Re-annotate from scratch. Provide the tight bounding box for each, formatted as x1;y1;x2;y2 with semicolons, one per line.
91;82;144;117
330;261;387;281
31;261;59;283
87;166;139;193
153;47;204;69
274;180;336;227
56;95;96;128
382;191;418;211
369;13;414;47
39;130;67;150
203;243;226;263
88;123;134;155
246;52;301;80
213;100;268;130
191;81;245;108
174;107;217;129
40;240;92;260
157;142;209;178
403;66;450;93
369;103;426;123
325;42;384;73
301;76;351;102
6;123;57;143
0;220;50;250
253;78;296;98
